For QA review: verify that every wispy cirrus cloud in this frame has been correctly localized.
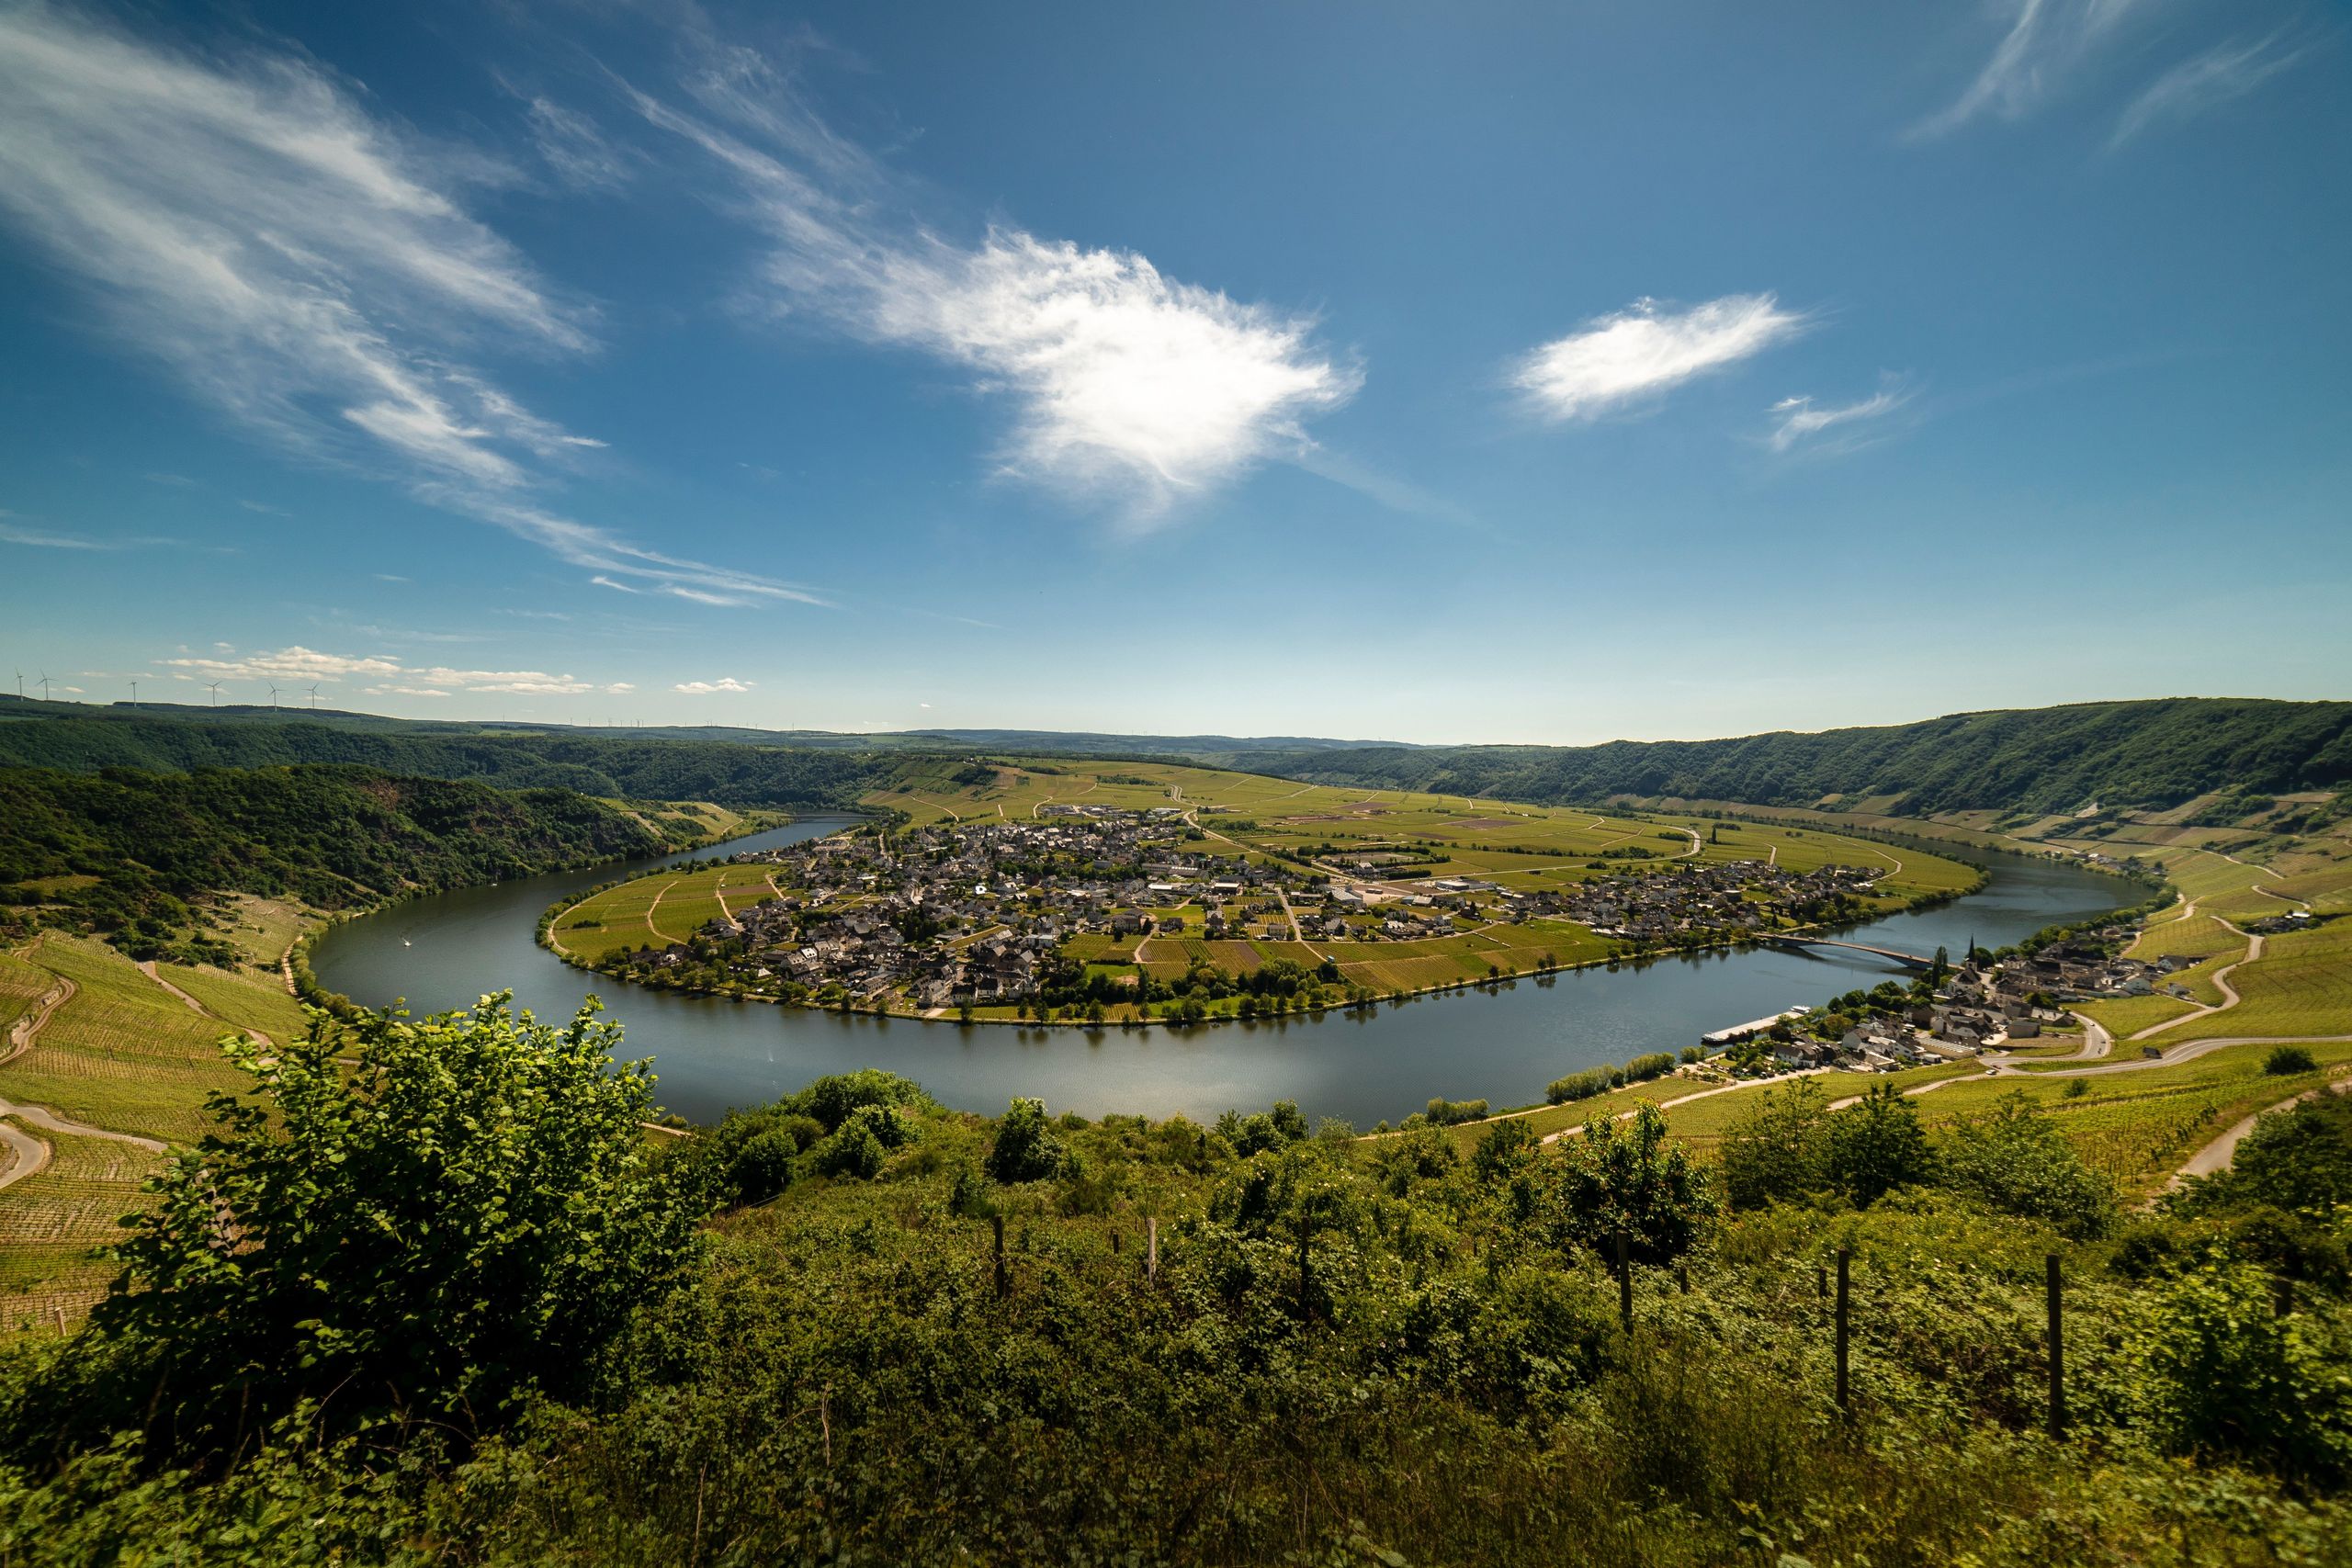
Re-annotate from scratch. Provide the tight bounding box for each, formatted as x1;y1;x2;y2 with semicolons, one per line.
1513;295;1806;423
1914;0;2151;138
0;6;814;608
1;513;216;551
628;46;1359;523
0;519;111;550
159;644;632;698
2110;31;2307;147
520;95;637;192
1767;379;1912;453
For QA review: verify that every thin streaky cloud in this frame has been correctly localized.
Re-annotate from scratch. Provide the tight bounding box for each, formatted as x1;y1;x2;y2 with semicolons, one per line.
0;7;810;609
1513;295;1806;423
2110;32;2307;148
1767;380;1912;453
1;520;112;549
628;44;1359;525
522;95;637;191
674;677;753;694
1913;0;2150;139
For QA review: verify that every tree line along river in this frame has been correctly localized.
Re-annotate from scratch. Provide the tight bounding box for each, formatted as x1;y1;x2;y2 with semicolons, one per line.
311;815;2137;1128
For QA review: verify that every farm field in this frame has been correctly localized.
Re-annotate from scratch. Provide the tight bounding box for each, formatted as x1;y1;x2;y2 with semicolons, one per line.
551;861;798;964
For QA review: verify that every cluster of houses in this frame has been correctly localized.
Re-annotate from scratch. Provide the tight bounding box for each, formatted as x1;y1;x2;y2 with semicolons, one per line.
1561;860;1888;945
1752;926;2219;1074
617;810;1343;1010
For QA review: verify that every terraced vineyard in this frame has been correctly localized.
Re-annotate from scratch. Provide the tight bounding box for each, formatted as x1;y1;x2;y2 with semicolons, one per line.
0;1119;162;1325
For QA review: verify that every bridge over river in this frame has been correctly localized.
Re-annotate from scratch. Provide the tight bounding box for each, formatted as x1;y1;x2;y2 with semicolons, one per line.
1762;935;1936;970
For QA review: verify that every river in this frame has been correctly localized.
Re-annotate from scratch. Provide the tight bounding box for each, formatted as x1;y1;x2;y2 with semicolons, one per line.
311;816;2134;1127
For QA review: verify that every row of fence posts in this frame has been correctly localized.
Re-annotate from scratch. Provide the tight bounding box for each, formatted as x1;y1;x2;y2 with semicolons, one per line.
990;1216;2071;1438
990;1213;1160;1302
1610;1230;2070;1438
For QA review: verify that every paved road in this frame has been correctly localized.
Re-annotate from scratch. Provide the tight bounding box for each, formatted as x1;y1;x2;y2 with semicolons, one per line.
2131;919;2261;1042
2171;1079;2352;1186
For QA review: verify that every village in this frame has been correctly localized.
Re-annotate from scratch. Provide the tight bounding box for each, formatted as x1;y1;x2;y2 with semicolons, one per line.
599;806;1952;1023
1723;916;2229;1077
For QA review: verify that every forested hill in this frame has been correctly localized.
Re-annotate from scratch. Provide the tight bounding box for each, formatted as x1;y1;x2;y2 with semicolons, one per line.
1237;698;2352;816
0;764;692;962
0;707;895;807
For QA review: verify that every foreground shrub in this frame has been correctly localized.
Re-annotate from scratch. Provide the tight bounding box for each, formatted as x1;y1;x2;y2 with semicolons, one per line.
43;996;708;1466
1938;1091;2116;1238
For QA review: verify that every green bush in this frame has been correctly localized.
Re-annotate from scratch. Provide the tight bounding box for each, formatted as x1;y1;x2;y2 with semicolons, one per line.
1547;1066;1615;1104
1938;1092;2117;1238
2266;1044;2319;1076
987;1097;1068;1181
21;995;708;1465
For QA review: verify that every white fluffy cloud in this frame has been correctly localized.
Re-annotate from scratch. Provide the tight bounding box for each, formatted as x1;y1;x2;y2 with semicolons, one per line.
161;645;604;697
673;678;752;694
0;8;814;608
1514;295;1805;422
1767;382;1910;452
633;55;1356;518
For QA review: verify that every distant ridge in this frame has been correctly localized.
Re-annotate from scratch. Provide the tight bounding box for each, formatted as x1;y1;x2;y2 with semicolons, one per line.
0;694;2344;818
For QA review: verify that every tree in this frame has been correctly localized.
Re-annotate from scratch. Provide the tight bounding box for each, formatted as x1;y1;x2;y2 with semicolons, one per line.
89;995;709;1461
1826;1082;1935;1205
1938;1091;2116;1237
1544;1102;1715;1263
987;1097;1067;1182
1718;1078;1828;1209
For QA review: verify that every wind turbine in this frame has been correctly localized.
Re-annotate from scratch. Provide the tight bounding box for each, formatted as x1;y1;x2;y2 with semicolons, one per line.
207;681;221;707
306;683;320;711
129;678;138;705
37;671;51;701
267;683;279;712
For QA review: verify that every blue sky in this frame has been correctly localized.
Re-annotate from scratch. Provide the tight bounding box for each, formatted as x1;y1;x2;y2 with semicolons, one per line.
1;0;2345;742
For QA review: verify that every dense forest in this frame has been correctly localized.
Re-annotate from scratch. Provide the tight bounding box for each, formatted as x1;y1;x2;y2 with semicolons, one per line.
2;998;2346;1563
0;707;897;808
1236;697;2352;816
0;765;703;961
6;694;2347;820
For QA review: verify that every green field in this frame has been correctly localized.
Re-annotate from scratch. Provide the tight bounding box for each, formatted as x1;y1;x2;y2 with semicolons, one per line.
2153;918;2352;1043
0;937;250;1145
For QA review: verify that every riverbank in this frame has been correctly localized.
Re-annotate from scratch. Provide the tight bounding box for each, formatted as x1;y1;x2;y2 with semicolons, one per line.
530;813;1989;1030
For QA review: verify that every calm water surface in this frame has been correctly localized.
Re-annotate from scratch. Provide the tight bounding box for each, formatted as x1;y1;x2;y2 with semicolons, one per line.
312;817;2133;1126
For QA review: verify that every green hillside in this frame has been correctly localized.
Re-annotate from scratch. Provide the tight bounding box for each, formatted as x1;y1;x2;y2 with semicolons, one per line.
0;765;705;961
0;705;899;807
1240;697;2352;816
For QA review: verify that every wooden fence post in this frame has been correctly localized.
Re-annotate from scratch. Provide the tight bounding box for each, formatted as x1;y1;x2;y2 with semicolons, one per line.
1834;1247;1850;1417
1614;1229;1632;1330
1298;1211;1312;1323
991;1213;1008;1301
1147;1216;1159;1283
1676;1264;1689;1296
2046;1252;2064;1438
